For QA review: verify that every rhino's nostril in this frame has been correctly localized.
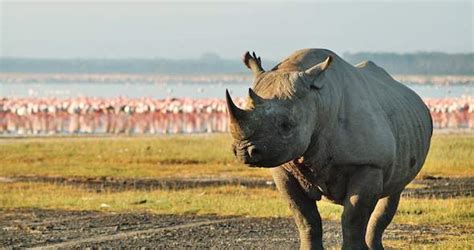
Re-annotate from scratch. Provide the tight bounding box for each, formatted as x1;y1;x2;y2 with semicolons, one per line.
247;146;260;160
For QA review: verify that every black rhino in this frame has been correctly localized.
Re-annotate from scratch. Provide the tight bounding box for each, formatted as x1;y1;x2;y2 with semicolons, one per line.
226;49;433;250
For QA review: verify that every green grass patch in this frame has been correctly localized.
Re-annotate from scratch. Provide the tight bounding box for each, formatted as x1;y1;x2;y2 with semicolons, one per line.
0;133;472;179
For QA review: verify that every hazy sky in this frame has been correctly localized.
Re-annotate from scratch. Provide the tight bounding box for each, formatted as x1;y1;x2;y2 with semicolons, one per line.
1;1;472;59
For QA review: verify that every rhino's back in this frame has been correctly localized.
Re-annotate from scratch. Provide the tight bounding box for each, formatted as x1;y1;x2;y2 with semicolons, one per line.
271;48;339;72
356;61;433;189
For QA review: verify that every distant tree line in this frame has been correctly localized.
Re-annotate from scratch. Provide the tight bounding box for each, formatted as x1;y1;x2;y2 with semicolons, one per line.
1;52;472;75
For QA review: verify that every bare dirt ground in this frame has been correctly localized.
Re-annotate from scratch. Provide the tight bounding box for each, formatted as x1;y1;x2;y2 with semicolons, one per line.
1;208;470;249
5;175;474;199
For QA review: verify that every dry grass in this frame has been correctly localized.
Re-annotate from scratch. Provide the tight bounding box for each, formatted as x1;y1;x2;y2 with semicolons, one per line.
0;134;270;179
385;236;474;250
1;182;472;228
419;133;474;177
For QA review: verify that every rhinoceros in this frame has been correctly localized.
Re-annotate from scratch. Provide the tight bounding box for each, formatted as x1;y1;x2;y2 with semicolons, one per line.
225;49;433;250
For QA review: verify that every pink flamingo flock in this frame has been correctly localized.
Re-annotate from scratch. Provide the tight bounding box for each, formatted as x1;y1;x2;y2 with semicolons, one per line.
0;97;240;135
425;97;474;129
0;96;472;135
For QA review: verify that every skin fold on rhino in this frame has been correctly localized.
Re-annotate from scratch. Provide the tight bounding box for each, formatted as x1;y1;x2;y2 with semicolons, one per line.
226;49;433;250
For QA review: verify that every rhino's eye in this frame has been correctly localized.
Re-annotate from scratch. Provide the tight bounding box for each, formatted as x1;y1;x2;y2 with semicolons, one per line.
280;121;292;132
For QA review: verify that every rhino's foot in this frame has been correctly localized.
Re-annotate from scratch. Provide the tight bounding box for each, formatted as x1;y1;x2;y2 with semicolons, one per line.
299;229;324;250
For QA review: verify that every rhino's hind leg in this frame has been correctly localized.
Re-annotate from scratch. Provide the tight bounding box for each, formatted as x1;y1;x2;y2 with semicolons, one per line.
271;167;323;250
365;191;402;250
342;167;383;250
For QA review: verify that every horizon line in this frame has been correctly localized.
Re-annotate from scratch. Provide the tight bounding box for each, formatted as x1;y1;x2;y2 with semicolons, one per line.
1;50;473;61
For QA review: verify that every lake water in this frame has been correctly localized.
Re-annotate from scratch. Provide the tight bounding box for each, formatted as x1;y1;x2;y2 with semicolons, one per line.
1;82;472;99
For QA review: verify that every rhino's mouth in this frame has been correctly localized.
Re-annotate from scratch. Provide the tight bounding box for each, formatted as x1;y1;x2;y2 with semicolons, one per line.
232;141;262;166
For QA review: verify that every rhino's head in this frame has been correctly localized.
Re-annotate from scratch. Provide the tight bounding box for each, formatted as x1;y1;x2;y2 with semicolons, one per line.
227;51;332;168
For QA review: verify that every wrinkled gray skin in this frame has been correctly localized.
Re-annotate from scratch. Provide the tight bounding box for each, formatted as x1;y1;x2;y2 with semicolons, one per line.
226;49;433;250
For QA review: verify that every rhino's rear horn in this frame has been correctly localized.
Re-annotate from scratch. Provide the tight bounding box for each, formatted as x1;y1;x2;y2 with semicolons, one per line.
248;88;265;106
243;51;265;77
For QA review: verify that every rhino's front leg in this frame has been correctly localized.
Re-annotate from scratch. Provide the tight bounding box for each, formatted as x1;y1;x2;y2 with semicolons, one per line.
271;167;323;250
341;167;383;250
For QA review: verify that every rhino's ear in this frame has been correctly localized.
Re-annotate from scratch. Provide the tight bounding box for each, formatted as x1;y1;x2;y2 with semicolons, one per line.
243;51;265;77
300;56;332;89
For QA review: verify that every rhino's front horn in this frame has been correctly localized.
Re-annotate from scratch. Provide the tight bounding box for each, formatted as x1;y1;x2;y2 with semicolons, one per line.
225;90;251;139
248;88;265;106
